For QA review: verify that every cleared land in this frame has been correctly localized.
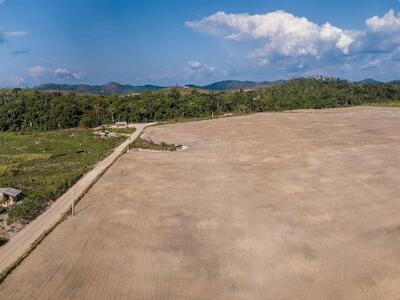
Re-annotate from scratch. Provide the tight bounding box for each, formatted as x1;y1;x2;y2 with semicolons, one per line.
1;107;400;299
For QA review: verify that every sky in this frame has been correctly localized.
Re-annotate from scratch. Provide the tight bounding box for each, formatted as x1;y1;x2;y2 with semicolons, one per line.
1;0;400;87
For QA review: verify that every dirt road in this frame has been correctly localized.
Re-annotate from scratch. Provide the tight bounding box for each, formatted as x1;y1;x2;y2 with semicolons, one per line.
1;107;400;299
0;123;153;278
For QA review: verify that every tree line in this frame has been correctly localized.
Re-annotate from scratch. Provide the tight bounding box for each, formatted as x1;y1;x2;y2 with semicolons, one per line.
1;77;400;132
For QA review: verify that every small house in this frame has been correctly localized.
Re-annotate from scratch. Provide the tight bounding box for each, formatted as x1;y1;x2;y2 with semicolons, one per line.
99;130;110;138
115;121;128;128
0;187;22;208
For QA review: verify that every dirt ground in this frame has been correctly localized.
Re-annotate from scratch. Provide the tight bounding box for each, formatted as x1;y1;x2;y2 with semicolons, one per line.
1;106;400;300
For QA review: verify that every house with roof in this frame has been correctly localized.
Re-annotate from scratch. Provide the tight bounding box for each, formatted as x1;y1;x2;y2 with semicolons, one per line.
0;187;23;208
115;121;128;128
99;130;110;138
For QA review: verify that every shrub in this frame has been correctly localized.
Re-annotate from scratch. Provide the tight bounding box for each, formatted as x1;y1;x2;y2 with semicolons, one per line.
0;236;8;246
130;137;181;152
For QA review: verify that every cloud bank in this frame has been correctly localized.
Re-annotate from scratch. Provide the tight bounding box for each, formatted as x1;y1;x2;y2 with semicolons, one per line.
186;9;400;78
187;11;356;58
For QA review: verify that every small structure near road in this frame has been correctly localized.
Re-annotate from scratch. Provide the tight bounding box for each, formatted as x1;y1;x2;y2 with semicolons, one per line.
99;130;110;138
0;187;23;208
115;121;128;128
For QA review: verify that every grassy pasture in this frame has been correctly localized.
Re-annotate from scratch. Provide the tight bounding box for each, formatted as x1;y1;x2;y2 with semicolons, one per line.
0;130;123;224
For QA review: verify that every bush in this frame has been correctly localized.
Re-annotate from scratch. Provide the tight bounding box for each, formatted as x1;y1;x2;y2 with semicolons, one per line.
0;236;8;246
0;206;7;215
7;194;50;224
130;137;181;151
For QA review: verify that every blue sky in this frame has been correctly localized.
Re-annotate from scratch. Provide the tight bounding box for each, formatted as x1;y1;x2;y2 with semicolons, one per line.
1;0;400;87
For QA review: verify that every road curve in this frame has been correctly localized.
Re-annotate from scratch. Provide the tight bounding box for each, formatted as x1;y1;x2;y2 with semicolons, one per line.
0;123;154;277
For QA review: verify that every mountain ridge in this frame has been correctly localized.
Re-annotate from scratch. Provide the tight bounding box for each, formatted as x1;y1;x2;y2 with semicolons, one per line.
35;80;286;94
36;82;164;94
34;78;400;94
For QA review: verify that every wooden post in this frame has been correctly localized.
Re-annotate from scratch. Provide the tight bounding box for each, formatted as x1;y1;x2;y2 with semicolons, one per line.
71;189;74;217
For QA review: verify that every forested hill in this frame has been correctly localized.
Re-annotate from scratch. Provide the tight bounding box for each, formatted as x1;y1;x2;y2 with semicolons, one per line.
37;80;286;94
201;80;280;91
2;78;400;132
35;78;394;94
36;80;276;94
36;82;164;94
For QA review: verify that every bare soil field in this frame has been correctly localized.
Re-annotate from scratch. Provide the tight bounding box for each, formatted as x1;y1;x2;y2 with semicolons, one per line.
1;106;400;300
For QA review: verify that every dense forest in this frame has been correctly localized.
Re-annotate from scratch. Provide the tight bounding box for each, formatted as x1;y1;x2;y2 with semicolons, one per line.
1;77;400;132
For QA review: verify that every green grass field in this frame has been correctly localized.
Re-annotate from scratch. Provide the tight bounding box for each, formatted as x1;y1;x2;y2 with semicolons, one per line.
0;130;123;224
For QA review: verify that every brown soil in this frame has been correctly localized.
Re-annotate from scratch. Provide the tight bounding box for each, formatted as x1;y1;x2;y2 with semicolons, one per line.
1;107;400;299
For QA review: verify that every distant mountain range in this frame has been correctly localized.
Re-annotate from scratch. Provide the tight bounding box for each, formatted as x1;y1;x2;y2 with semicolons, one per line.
36;82;164;94
34;78;400;94
358;78;400;84
35;80;287;94
186;80;287;91
358;78;383;84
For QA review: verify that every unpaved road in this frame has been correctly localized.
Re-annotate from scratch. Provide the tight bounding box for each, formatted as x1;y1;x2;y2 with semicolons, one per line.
1;107;400;299
0;123;153;277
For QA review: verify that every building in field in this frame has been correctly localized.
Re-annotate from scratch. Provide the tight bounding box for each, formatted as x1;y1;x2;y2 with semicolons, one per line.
115;121;128;128
0;187;22;208
99;130;110;138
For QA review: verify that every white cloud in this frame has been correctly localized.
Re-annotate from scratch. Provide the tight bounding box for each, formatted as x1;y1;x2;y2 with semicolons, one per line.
29;66;51;79
29;66;84;82
5;31;27;37
54;68;84;80
186;11;356;60
187;60;216;73
366;10;400;33
357;10;400;54
185;60;217;80
186;9;400;79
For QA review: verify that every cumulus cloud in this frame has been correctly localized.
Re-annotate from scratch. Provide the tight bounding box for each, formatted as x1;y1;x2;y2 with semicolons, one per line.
184;60;219;81
29;66;50;79
54;68;84;80
186;9;400;78
366;10;400;33
359;10;400;54
187;60;216;73
29;66;84;82
186;11;356;60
